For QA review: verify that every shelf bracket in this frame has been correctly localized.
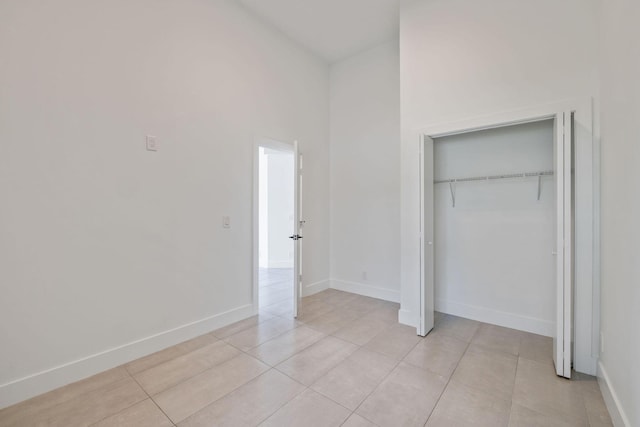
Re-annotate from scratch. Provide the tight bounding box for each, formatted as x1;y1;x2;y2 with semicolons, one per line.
449;181;457;208
537;174;542;201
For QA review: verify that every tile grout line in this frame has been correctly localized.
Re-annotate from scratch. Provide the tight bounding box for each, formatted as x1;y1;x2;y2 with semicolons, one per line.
129;372;177;426
506;355;522;426
269;334;360;387
348;330;424;425
422;320;480;426
85;370;171;427
124;330;286;424
183;367;307;427
213;313;289;340
155;360;276;425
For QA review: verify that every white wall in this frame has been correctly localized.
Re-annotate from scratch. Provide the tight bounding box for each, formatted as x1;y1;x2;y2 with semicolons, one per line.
598;0;640;425
399;0;598;348
0;0;329;407
266;150;294;268
329;41;401;302
433;121;555;336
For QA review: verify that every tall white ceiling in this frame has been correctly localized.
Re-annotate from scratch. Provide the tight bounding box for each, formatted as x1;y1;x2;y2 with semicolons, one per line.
237;0;401;63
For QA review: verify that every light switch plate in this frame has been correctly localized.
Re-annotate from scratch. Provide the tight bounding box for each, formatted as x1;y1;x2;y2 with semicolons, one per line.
222;216;231;228
146;135;158;151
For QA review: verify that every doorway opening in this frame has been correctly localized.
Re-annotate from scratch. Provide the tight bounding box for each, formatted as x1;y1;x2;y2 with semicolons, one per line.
256;141;300;318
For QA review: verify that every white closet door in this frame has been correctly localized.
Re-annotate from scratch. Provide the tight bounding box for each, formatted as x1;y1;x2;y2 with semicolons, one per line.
292;141;302;319
419;135;435;336
553;112;573;378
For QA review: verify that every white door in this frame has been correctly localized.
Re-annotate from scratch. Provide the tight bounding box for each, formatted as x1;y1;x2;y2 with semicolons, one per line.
553;112;573;378
292;141;303;318
419;135;435;336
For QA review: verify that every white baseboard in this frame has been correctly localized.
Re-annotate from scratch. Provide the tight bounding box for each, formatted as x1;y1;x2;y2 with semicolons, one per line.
598;361;631;427
302;279;330;297
398;309;416;327
0;304;254;410
330;279;400;303
436;298;554;337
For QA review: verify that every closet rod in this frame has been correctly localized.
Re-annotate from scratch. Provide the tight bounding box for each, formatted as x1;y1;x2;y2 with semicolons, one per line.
434;170;554;185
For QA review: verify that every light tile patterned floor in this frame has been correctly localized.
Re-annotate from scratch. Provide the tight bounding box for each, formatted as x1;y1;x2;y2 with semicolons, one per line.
259;267;294;315
0;289;613;427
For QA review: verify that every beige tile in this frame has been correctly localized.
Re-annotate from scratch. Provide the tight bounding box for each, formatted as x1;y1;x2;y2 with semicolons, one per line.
433;315;480;342
134;340;240;395
153;353;269;423
450;344;518;401
472;323;523;356
332;316;391;346
339;295;386;317
519;332;553;365
362;303;400;325
247;326;325;366
224;316;299;351
363;323;422;360
303;309;360;335
296;300;335;322
426;380;511;426
0;367;130;427
211;314;274;339
311;347;397;410
403;331;468;378
178;369;305;427
508;403;581;427
297;292;325;305
362;305;398;326
512;358;588;424
315;289;361;307
125;333;219;375
341;413;378;427
578;379;614;427
259;389;351;427
260;299;294;317
91;399;173;427
275;336;358;385
357;362;447;427
8;377;147;427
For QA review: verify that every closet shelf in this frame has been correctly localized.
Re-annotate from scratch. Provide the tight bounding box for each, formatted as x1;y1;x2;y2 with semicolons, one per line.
434;170;554;184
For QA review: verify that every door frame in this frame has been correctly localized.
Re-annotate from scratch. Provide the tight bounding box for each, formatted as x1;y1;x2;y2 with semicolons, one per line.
415;98;598;375
252;138;298;317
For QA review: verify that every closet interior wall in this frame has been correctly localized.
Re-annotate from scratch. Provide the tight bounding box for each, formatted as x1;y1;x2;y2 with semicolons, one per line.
433;120;556;336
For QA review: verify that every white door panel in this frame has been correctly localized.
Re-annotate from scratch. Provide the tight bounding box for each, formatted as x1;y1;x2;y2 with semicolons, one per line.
553;112;573;378
419;135;435;336
293;141;302;318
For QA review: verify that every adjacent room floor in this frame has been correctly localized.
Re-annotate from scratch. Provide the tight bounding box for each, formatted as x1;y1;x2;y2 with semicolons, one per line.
259;267;294;315
0;289;612;427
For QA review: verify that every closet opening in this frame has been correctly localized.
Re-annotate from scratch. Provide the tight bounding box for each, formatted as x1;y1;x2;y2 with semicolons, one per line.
419;112;576;378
